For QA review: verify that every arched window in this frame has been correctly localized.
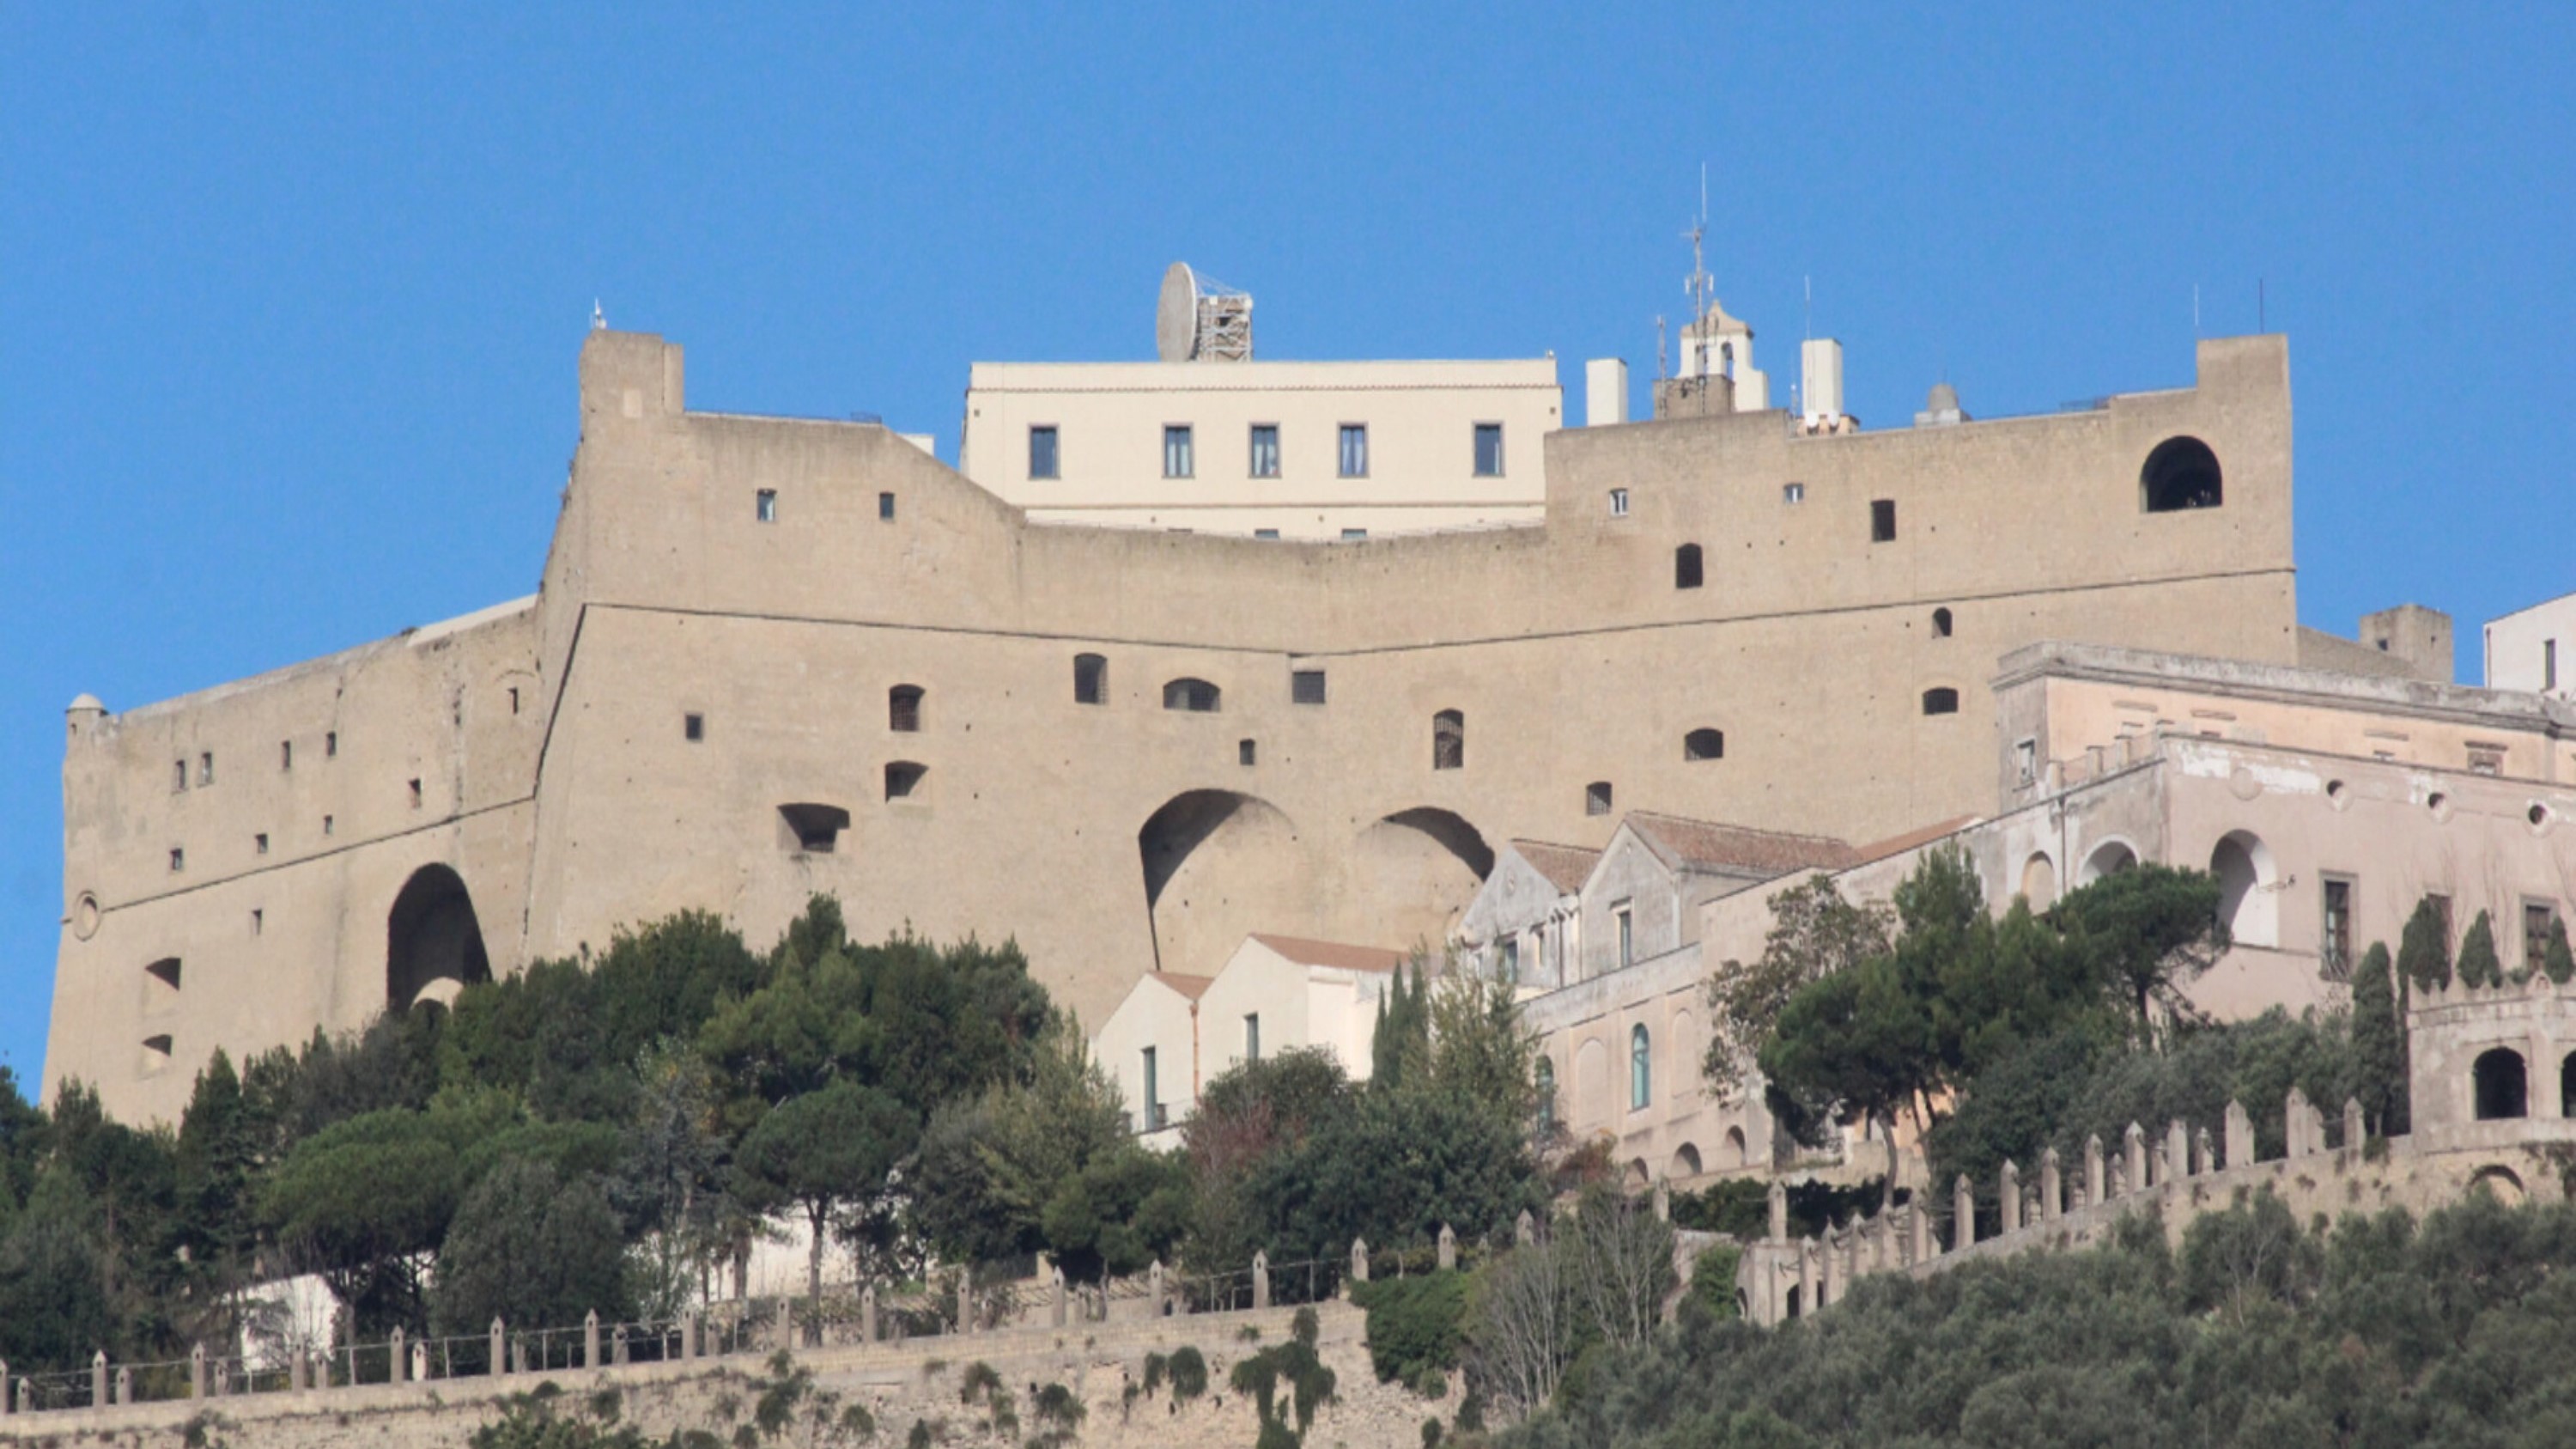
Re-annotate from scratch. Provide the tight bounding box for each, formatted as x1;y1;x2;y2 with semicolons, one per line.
884;761;927;801
1534;1056;1556;1131
1630;1024;1652;1110
1922;687;1959;715
1684;728;1724;762
2142;436;2224;512
1433;709;1465;770
888;685;923;733
1586;781;1613;816
2476;1048;2529;1120
1073;654;1108;705
1931;607;1953;637
1675;544;1704;589
1163;678;1221;713
2561;1051;2576;1120
2209;831;2278;947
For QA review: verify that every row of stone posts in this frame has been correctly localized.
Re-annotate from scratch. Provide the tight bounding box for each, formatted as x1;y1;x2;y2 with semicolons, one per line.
1769;1089;2370;1318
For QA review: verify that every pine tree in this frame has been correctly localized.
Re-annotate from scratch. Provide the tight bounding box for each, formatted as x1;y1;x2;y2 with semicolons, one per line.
2457;910;2503;989
2397;896;2452;993
2350;941;2408;1135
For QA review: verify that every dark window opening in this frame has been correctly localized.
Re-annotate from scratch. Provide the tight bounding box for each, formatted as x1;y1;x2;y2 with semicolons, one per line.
884;761;927;801
1249;424;1279;478
1238;739;1257;766
778;802;851;854
2476;1047;2530;1120
1931;607;1953;637
145;958;181;993
1254;527;1281;539
2322;877;2354;981
1341;527;1368;540
1675;544;1704;589
1586;781;1613;816
281;740;293;770
1871;499;1897;542
1163;678;1221;713
1291;669;1327;705
408;778;423;809
255;832;269;855
684;713;705;741
322;814;334;836
756;489;778;523
325;731;337;758
889;685;924;733
1685;728;1725;761
199;752;213;786
1609;488;1630;516
507;686;520;715
2141;436;2224;512
2527;902;2559;975
1074;653;1108;705
169;847;185;873
1029;425;1060;479
173;759;187;792
1922;687;1960;715
1473;423;1504;477
878;491;896;521
1163;424;1194;478
252;909;263;936
1433;709;1465;770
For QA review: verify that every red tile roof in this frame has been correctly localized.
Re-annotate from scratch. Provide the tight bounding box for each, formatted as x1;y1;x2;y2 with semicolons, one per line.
1152;971;1218;1001
1249;933;1409;974
1624;811;1860;875
1509;839;1603;894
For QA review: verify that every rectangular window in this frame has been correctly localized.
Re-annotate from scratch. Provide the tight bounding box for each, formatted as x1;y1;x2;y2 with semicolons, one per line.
322;814;334;836
1783;482;1806;504
174;759;188;793
1608;488;1630;517
169;848;185;873
2470;746;2505;776
1291;669;1327;705
408;778;423;809
1163;424;1194;478
2014;738;2038;787
1615;904;1634;969
507;687;519;715
1244;1014;1261;1063
1338;423;1369;478
1249;424;1280;478
2548;639;2560;691
1029;425;1060;479
1871;499;1898;542
1340;527;1368;540
199;752;214;786
756;489;778;523
325;731;337;758
1254;527;1280;539
878;491;896;521
684;713;705;742
281;740;293;770
2321;876;2354;981
1473;423;1504;477
1238;738;1256;766
2526;902;2558;976
251;909;263;936
1498;936;1519;986
255;832;269;855
1140;1047;1161;1131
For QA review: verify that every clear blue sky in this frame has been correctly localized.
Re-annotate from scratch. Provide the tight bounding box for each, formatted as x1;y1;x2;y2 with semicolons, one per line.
3;4;2571;1091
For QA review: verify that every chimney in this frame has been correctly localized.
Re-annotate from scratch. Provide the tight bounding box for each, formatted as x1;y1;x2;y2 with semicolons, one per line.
1801;338;1844;428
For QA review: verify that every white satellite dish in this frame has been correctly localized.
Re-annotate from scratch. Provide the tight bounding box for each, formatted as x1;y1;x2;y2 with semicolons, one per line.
1156;262;1200;362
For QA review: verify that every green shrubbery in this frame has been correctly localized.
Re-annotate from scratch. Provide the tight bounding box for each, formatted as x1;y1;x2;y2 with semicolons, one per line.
1351;1270;1469;1391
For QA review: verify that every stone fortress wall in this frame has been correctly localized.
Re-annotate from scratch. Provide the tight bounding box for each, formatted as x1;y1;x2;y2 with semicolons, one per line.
55;327;2301;1123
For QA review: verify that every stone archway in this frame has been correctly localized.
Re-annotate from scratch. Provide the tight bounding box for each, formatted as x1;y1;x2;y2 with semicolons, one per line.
1137;789;1301;976
387;864;491;1011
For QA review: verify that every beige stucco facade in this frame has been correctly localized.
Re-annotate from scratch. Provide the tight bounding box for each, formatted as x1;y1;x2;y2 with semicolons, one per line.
55;326;2302;1123
958;358;1562;539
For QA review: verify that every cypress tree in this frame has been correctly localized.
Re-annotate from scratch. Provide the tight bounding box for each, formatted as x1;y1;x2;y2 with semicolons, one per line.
2547;916;2576;986
2397;896;2452;993
2350;941;2407;1135
2458;910;2503;990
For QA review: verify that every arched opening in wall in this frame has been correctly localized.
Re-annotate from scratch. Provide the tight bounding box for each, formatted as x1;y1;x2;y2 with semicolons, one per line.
1432;710;1465;770
1670;1143;1703;1181
1931;607;1953;638
888;685;923;733
1684;728;1724;762
1921;687;1960;716
2209;831;2278;947
2020;853;2058;910
1137;789;1298;975
2562;1053;2576;1119
2470;1165;2528;1206
1625;1159;1651;1192
1574;1037;1609;1129
139;1034;173;1077
1162;678;1221;713
1630;1024;1653;1110
1073;654;1108;705
387;864;492;1013
1674;544;1704;590
2141;435;2224;513
2474;1048;2530;1120
1586;781;1614;816
1353;807;1497;949
778;803;851;854
1784;1285;1802;1319
2081;841;2137;886
1723;1125;1748;1169
884;761;927;801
